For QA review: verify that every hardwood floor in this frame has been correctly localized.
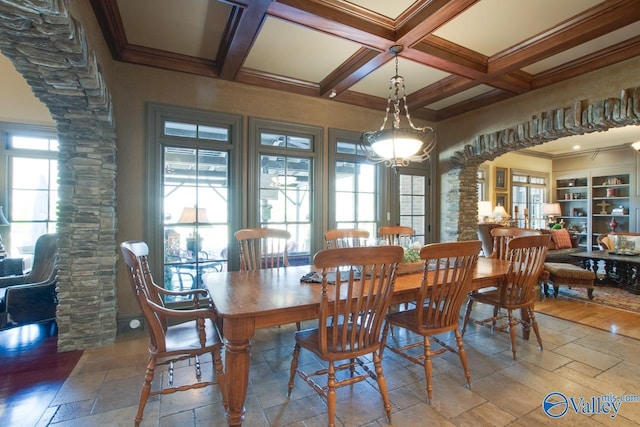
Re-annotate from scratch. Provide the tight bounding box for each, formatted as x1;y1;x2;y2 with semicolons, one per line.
0;322;83;427
536;296;640;340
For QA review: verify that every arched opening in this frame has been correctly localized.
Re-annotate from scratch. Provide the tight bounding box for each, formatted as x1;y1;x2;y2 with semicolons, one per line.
447;91;640;243
0;1;118;351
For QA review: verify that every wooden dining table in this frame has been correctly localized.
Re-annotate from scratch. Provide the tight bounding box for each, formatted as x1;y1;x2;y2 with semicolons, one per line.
203;257;510;426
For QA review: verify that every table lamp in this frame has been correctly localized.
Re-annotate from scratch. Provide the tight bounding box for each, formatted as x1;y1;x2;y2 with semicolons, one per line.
492;205;510;225
478;201;493;223
542;203;562;228
178;207;209;255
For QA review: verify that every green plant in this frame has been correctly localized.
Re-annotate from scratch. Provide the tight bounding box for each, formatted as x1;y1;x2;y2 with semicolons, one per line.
402;242;422;263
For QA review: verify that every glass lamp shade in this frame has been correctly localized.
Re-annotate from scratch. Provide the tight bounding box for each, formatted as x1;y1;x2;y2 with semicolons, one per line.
369;130;423;159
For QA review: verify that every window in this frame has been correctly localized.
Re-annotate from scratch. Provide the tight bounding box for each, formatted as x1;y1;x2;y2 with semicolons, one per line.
249;118;323;265
387;163;431;245
146;104;242;298
0;124;58;259
477;165;488;200
327;129;380;244
398;173;427;243
511;170;549;229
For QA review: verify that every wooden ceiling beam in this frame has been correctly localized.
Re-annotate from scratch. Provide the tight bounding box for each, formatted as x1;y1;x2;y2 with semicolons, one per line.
532;36;640;89
488;0;640;75
217;0;271;80
88;0;127;59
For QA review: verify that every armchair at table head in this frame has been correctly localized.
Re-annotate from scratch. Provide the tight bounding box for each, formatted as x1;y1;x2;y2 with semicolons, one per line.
119;240;227;427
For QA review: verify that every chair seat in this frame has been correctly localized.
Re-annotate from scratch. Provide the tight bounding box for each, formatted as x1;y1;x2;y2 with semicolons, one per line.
164;318;223;354
469;289;532;310
295;324;378;361
386;308;459;335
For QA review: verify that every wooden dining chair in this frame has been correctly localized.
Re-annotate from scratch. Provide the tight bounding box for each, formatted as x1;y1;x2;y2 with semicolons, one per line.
235;227;291;270
489;227;541;260
378;225;414;246
461;234;550;360
381;240;481;403
324;228;370;248
287;246;404;427
120;241;227;427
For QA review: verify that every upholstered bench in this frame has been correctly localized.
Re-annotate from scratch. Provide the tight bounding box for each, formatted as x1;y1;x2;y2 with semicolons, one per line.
543;262;595;300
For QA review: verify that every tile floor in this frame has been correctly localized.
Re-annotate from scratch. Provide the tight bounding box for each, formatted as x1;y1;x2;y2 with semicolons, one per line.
13;304;640;426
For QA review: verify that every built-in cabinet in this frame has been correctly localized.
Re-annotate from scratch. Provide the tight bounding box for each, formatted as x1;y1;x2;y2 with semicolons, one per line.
555;172;632;250
556;177;589;248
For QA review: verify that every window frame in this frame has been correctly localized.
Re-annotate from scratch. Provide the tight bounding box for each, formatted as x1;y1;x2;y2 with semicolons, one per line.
0;122;59;256
146;103;243;278
248;117;324;257
327;128;384;243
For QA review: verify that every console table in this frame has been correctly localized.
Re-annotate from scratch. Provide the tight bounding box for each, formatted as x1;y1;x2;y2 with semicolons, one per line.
571;250;640;294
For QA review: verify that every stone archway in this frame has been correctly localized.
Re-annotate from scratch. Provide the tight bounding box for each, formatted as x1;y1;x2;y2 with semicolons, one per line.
0;1;117;351
446;88;640;244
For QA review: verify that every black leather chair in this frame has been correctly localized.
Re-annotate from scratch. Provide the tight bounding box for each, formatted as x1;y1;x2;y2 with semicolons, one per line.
0;233;58;330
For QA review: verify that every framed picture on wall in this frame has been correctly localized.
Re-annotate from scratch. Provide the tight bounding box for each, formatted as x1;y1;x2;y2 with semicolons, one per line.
495;193;508;210
495;167;508;190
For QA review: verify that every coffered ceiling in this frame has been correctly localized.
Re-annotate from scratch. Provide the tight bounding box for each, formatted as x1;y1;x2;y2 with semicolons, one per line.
90;0;640;120
89;0;640;154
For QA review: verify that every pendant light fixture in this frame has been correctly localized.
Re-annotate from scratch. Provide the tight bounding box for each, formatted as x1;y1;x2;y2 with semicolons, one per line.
360;45;436;171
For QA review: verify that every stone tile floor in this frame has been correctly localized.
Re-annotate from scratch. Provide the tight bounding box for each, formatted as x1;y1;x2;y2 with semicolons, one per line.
18;304;640;426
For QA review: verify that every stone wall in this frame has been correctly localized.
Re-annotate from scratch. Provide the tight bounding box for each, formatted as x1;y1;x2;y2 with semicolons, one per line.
446;89;640;244
0;0;117;351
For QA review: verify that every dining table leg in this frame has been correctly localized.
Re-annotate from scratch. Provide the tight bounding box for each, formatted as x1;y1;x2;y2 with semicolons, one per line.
222;317;255;426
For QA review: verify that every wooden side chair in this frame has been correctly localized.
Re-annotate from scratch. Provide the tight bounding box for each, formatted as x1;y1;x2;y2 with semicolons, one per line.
489;227;541;260
382;240;481;402
287;246;403;427
378;225;414;246
461;234;550;360
235;227;300;329
235;227;291;270
120;241;227;427
324;228;370;248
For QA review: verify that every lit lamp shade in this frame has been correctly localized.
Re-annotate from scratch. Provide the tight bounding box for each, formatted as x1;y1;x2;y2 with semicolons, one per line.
542;203;562;217
178;207;209;224
370;131;423;158
492;205;510;220
632;141;640;151
478;200;493;222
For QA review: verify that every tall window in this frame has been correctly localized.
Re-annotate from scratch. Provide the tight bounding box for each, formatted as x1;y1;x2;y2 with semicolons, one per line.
1;125;58;259
328;129;380;243
398;173;427;243
147;104;242;296
250;118;323;264
511;170;549;229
